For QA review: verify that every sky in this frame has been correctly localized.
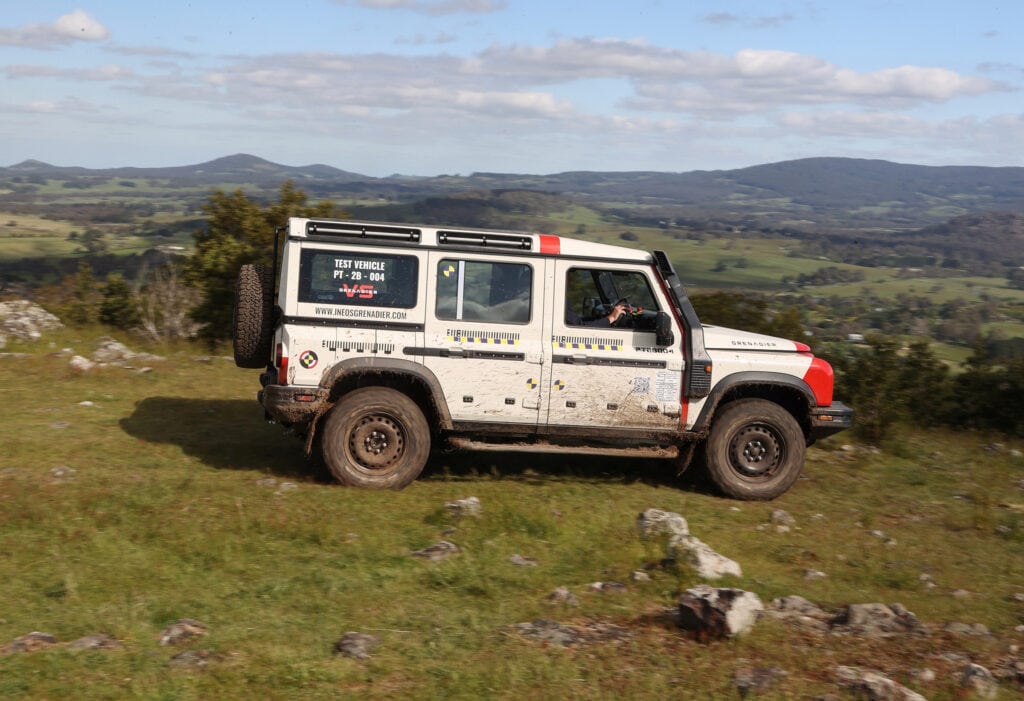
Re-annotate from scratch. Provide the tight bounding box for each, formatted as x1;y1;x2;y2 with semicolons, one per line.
1;1;1022;176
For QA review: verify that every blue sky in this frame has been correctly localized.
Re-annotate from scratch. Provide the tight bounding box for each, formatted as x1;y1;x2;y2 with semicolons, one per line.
1;1;1021;175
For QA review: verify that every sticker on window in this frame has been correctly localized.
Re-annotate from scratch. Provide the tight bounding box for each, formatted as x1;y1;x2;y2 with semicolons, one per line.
299;249;418;308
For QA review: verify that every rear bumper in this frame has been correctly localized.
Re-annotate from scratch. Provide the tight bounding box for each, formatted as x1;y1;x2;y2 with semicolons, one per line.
809;401;853;440
259;383;330;426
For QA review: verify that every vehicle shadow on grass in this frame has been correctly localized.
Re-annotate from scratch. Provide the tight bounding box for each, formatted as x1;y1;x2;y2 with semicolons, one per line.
120;396;709;492
422;449;707;492
119;396;328;481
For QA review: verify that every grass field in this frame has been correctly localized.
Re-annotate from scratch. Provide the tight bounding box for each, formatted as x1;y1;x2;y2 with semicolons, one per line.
0;329;1021;699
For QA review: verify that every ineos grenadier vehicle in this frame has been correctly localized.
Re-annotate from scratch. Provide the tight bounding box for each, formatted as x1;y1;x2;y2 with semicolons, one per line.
233;217;851;500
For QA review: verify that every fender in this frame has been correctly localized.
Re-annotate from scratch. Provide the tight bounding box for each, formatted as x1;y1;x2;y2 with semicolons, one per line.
319;356;454;430
691;371;816;433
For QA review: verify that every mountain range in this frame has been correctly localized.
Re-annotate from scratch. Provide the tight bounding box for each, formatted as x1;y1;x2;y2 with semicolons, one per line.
4;153;1024;232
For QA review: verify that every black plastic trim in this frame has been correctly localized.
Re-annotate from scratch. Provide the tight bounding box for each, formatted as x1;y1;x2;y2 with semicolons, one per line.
551;355;667;369
404;347;525;361
282;315;424;331
691;371;817;432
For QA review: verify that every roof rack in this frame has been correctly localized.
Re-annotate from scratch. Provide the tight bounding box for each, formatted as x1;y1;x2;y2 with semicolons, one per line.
306;220;421;243
437;230;533;250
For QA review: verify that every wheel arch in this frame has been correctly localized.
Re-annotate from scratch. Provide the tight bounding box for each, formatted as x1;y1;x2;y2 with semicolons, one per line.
693;372;815;441
325;356;451;423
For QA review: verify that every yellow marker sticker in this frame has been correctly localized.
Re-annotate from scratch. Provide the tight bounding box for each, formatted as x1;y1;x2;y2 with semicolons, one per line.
443;264;456;277
526;378;538;390
554;379;566;391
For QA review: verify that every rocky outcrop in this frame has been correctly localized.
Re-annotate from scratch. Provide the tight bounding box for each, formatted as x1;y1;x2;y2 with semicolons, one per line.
0;300;62;348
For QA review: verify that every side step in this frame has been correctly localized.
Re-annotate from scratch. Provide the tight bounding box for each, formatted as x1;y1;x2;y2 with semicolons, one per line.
445;436;679;459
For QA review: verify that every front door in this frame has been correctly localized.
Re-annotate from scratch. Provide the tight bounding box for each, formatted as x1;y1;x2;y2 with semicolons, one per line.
546;261;684;430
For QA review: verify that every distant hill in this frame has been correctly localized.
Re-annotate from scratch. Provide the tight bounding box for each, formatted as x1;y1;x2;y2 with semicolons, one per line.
2;154;1023;232
5;154;366;186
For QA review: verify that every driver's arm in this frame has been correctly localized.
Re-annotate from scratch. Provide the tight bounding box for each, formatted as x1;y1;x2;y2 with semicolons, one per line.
606;302;628;324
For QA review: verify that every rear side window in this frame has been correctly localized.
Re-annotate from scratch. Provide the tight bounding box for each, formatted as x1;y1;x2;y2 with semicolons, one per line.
435;259;532;323
298;249;418;307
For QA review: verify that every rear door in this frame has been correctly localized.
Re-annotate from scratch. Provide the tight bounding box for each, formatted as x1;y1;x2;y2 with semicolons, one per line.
421;252;545;425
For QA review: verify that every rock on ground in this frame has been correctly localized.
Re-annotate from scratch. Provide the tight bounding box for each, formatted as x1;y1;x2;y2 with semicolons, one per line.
670;535;742;579
834;665;928;701
546;586;579;606
445;496;481;518
333;632;380;660
763;595;832;633
514;618;631;647
411;540;459;561
69;634;122;651
158;619;208;646
69;355;96;372
637;508;689;539
92;337;165;365
1;632;58;653
830;603;926;637
0;300;63;348
960;663;998;699
677;585;763;639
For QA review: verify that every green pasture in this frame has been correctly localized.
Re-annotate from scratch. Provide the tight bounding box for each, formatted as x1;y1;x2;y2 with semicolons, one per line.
0;329;1021;699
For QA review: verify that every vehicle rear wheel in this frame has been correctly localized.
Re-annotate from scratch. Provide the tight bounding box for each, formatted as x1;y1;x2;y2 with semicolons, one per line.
232;263;274;369
321;387;431;489
705;398;805;500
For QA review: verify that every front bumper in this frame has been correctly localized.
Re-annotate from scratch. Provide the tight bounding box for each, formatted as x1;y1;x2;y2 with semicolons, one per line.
258;383;330;426
809;401;853;440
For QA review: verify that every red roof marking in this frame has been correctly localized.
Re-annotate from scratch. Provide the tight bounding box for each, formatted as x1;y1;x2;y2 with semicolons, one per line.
538;235;561;254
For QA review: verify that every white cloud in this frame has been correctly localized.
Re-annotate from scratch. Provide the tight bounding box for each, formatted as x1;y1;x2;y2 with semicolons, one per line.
474;39;1006;111
701;12;796;29
0;10;109;49
6;64;135;82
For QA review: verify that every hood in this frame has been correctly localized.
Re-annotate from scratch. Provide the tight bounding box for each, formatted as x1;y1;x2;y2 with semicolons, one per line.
701;325;804;352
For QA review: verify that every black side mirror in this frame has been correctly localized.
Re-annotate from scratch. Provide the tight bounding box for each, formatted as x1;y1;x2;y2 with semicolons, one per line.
655;311;675;347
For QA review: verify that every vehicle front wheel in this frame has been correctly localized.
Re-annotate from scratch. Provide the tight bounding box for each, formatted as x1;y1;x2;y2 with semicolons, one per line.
704;398;805;500
320;387;431;489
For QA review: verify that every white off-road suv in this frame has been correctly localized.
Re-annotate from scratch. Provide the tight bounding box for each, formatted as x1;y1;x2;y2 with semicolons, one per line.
233;217;851;499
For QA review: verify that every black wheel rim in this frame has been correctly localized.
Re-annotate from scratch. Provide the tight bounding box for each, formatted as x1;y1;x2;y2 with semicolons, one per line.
727;423;783;479
348;412;405;473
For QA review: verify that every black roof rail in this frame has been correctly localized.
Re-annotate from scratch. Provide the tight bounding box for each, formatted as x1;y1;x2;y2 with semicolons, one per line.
306;220;421;243
437;230;533;251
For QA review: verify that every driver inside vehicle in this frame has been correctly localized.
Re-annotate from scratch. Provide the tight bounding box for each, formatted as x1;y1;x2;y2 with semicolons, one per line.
565;300;630;327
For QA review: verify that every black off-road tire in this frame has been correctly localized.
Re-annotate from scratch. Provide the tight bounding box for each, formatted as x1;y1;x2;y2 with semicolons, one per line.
321;387;431;489
704;398;806;500
232;263;274;369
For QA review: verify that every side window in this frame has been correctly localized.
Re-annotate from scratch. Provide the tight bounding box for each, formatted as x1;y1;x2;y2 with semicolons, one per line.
565;268;659;328
298;249;418;307
436;259;532;324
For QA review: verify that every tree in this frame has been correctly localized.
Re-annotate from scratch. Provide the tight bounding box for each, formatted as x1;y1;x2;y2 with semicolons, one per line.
79;228;108;255
185;181;344;342
838;335;904;444
138;260;199;342
64;261;102;325
99;272;141;330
